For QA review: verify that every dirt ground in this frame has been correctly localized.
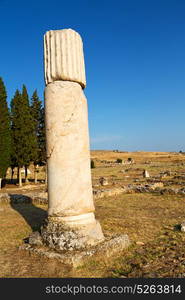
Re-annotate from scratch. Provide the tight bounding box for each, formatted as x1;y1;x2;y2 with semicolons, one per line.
0;151;185;277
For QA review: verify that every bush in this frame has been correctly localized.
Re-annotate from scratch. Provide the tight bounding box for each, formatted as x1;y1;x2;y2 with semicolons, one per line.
91;160;95;168
116;158;122;163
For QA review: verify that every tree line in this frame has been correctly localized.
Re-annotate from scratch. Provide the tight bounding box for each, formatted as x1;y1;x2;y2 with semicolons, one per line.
0;77;46;188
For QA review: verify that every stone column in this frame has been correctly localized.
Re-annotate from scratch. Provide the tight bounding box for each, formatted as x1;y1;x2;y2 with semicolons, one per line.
41;29;104;251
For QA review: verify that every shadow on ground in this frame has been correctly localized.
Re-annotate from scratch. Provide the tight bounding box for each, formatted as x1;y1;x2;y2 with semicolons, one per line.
9;194;47;231
3;178;45;187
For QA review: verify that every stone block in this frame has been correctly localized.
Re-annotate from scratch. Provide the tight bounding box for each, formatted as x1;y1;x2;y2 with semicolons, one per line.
44;29;86;88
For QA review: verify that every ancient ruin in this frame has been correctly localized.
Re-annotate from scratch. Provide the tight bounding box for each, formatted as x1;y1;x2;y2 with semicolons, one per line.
21;29;130;266
41;29;104;250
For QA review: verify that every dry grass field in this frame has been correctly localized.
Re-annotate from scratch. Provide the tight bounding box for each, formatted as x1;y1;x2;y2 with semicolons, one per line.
0;150;185;277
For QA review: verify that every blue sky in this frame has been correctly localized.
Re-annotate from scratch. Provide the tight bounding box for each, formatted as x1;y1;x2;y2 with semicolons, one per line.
0;0;185;151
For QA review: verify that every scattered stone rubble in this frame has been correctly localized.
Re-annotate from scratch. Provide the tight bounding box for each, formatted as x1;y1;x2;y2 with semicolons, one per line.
1;181;185;205
180;221;185;232
20;234;130;268
143;170;150;178
0;192;47;204
99;177;108;186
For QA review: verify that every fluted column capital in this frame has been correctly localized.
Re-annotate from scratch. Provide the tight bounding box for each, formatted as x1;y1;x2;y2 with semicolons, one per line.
44;29;86;88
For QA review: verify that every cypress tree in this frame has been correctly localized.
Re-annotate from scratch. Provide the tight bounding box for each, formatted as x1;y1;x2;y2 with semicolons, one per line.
21;85;37;182
11;86;36;186
10;149;17;183
30;90;43;183
30;90;46;165
38;106;46;164
11;90;24;186
9;102;16;183
0;77;11;188
38;106;46;185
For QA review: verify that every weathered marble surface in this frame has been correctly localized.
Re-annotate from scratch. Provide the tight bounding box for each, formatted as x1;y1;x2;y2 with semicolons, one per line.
44;29;86;88
45;81;94;217
41;29;104;249
43;80;104;248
